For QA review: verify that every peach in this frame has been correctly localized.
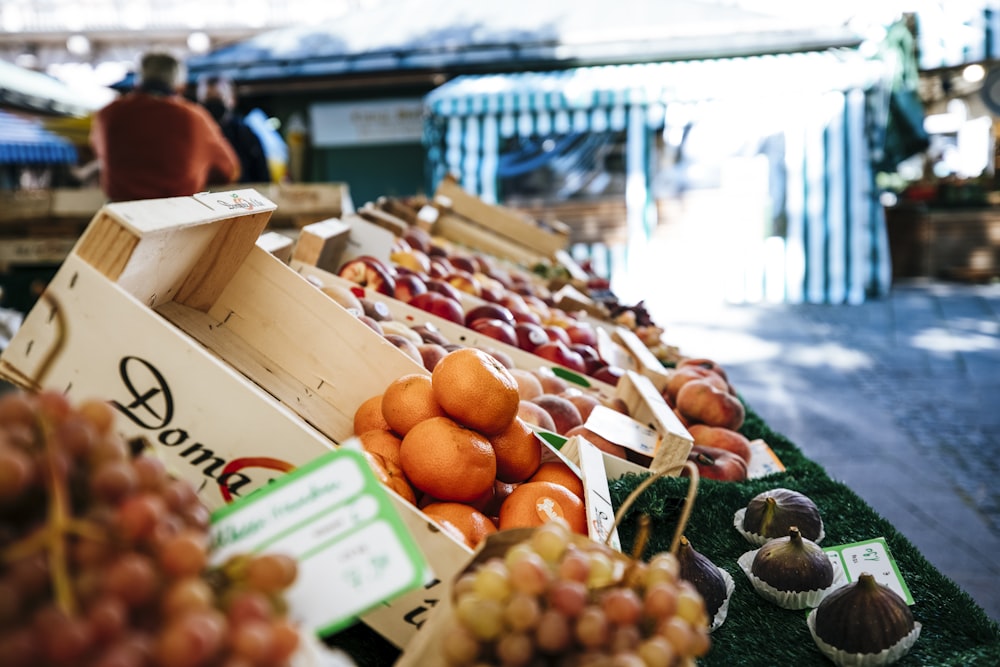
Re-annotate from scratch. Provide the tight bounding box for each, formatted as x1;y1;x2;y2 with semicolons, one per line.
531;368;570;395
383;334;423;366
675;379;745;431
530;394;583;436
664;365;730;406
417;343;449;372
517;400;557;432
560;389;601;423
686;423;752;464
564;424;628;460
509;368;544;401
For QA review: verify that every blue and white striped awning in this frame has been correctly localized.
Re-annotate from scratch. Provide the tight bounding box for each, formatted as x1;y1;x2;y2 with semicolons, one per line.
425;49;886;120
0;110;78;165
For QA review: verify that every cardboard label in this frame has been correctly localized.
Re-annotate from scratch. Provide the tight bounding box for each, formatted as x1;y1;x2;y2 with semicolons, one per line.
210;448;429;636
824;537;914;605
575;436;622;552
746;439;786;479
341;215;395;266
585;404;658;459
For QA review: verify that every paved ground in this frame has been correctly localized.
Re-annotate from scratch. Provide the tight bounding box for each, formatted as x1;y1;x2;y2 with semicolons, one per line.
645;278;1000;623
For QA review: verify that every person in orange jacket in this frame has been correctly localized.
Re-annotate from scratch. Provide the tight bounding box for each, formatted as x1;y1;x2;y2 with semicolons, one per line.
90;52;240;202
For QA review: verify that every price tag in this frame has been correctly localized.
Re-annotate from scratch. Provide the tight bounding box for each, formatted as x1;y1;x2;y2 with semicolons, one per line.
209;448;429;636
823;537;914;605
585;405;659;460
575;436;622;552
746;439;786;479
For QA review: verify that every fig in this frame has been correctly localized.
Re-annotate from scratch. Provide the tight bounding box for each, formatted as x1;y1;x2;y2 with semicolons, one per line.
814;572;917;655
677;535;728;618
751;526;833;593
743;488;823;542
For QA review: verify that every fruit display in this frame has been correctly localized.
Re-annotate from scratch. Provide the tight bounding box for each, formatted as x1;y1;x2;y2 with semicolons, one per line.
0;389;303;667
353;347;590;550
808;573;921;665
433;521;712;666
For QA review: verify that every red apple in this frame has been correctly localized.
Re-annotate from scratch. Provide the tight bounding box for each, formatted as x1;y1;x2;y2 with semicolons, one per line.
543;326;572;346
565;321;598;347
514;322;551;353
448;254;478;274
408;292;465;325
393;273;428;304
425;279;464;302
683;444;748;482
570;344;603;374
534;340;587;374
475;274;507;302
337;256;396;296
511;309;542;325
428;257;454;279
497;292;529;314
403;226;433;253
591;364;626;386
445;270;482;297
464;303;516;328
468;318;519;347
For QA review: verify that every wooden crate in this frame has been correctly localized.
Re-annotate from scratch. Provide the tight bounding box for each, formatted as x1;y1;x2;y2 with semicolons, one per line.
434;176;569;260
0;187;470;649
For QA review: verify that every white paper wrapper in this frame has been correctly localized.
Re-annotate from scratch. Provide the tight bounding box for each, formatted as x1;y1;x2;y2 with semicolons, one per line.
733;507;825;546
709;566;737;632
807;609;922;666
737;549;845;610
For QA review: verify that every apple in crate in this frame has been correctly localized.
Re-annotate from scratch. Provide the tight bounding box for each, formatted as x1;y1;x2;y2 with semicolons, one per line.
426;278;465;302
464;303;516;328
408;291;465;325
468;318;519;347
337;256;396;296
534;340;587;375
565;321;598;347
393;273;428;304
514;322;549;353
445;270;482;297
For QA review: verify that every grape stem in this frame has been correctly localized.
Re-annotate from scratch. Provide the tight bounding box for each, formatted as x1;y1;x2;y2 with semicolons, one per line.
607;461;700;558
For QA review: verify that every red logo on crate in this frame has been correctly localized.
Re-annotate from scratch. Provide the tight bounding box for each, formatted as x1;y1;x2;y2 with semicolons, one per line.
218;457;297;503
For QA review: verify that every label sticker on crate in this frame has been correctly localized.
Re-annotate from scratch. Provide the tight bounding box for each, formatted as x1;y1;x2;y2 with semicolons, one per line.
823;537;914;605
209;448;430;636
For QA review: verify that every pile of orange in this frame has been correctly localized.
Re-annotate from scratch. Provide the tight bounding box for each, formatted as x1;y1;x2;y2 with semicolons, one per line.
352;347;588;549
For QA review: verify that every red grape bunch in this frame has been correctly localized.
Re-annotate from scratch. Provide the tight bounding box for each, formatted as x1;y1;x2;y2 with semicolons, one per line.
0;389;302;667
440;519;712;666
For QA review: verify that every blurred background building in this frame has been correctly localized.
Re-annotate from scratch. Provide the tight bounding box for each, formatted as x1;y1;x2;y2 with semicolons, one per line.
1;0;999;309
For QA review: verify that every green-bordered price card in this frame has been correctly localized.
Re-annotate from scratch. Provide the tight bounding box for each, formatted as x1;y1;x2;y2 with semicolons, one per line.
209;448;429;636
823;537;915;605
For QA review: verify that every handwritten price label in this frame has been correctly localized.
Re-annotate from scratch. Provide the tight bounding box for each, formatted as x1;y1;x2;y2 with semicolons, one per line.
824;537;914;605
210;448;428;636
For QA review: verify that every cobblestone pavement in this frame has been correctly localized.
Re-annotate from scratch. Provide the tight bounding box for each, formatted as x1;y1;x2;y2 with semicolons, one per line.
648;279;1000;622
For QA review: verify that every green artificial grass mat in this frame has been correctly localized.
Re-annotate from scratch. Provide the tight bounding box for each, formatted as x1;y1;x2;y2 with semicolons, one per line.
323;402;1000;666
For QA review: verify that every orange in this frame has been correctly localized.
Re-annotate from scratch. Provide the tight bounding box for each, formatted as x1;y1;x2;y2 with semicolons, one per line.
489;417;542;484
399;416;497;503
380;373;447;437
497;481;587;535
362;450;416;505
421;502;498;550
358;429;403;467
431;348;520;435
528;460;585;500
353;394;390;434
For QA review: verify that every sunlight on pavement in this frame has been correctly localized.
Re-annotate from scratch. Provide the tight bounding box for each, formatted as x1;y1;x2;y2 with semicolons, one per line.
911;327;999;353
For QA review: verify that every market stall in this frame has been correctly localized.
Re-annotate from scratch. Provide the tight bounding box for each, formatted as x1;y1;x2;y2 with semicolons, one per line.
0;185;997;667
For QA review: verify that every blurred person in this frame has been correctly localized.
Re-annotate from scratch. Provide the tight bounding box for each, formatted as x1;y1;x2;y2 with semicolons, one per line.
90;52;240;202
197;75;271;184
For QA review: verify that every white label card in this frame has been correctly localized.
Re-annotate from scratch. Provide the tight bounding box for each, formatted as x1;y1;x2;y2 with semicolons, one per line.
209;448;429;636
586;405;659;458
575;436;622;552
823;537;915;605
